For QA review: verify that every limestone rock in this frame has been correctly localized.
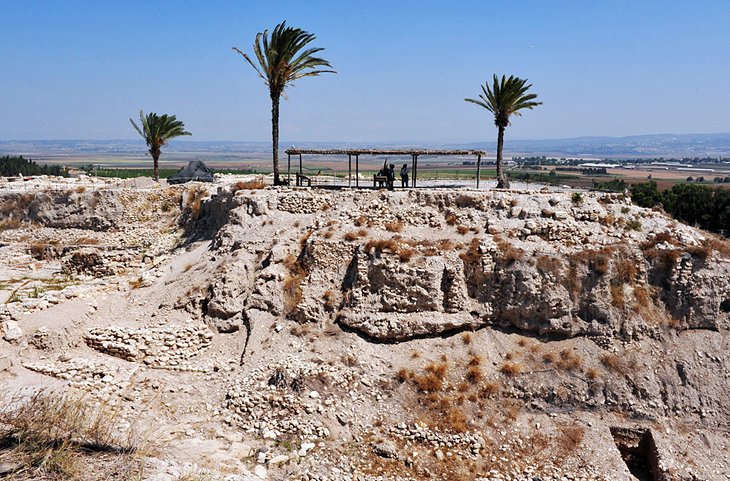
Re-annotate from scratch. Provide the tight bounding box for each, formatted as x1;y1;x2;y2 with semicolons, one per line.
2;320;23;343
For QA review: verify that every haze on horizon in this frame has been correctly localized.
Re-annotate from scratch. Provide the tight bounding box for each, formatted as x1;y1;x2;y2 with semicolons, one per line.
2;0;730;143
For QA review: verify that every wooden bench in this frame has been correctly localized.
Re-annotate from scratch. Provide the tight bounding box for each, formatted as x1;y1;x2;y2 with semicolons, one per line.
373;175;388;187
295;173;312;187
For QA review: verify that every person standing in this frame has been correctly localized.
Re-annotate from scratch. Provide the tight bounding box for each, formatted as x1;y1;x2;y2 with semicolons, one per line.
387;164;396;190
400;164;409;188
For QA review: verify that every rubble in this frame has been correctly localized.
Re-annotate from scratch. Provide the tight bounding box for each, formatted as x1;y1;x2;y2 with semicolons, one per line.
1;179;729;480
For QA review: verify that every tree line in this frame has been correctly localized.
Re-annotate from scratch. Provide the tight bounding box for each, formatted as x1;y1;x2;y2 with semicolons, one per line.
0;155;68;177
631;181;730;236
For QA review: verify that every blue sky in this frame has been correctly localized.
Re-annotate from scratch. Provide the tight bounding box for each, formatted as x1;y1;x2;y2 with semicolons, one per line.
2;0;729;142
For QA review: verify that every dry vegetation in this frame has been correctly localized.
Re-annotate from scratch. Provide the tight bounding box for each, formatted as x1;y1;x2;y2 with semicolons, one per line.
343;229;368;242
0;390;146;480
231;179;267;191
494;237;524;266
282;252;309;314
384;220;403;233
459;238;482;264
184;187;209;221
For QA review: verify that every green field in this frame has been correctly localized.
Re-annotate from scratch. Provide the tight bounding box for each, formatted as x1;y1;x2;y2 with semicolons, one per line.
87;167;262;179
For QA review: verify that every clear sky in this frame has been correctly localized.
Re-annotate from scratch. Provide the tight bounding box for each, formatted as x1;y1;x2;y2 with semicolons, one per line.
2;0;729;142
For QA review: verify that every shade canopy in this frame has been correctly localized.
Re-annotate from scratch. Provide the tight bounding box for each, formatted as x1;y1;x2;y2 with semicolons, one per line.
168;160;214;184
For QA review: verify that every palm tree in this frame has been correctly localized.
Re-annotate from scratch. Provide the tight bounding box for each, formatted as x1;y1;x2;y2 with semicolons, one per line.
234;21;335;185
130;110;191;181
465;74;541;189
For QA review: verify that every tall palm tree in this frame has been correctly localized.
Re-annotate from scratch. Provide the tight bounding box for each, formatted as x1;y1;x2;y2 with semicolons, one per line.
234;21;335;185
466;74;541;189
130;110;191;181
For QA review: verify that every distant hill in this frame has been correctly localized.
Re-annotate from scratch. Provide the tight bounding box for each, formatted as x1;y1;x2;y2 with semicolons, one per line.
2;133;730;158
455;133;730;157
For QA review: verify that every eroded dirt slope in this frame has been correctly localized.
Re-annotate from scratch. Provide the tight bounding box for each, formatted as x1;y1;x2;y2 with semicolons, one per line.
1;180;729;481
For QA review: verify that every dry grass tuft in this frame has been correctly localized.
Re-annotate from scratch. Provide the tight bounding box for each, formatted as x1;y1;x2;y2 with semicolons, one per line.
323;289;337;312
231;179;266;191
535;255;563;277
282;253;309;313
600;353;623;372
0;390;145;480
643;248;682;271
456;225;470;235
500;362;522;377
365;238;399;254
384;220;404;233
479;381;501;398
397;248;415;263
686;245;711;261
437;239;456;251
459;237;482;264
0;218;23;230
610;284;625;310
495;237;524;266
75;236;100;245
396;368;413;383
445;213;458;226
614;257;638;284
557;424;585;458
461;333;472;345
343;230;367;242
557;349;582;371
633;285;652;309
704;234;730;257
412;361;448;392
465;365;483;384
184;187;209;221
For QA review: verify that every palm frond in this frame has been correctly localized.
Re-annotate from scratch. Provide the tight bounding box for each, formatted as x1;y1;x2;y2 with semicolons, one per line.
466;73;542;127
234;21;335;97
130;111;190;152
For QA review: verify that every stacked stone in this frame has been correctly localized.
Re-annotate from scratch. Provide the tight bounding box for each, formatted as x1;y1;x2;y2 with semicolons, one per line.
84;323;213;368
277;192;331;214
226;355;373;441
388;422;486;457
22;357;136;395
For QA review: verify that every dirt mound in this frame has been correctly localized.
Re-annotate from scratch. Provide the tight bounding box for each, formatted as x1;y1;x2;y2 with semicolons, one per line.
1;181;729;480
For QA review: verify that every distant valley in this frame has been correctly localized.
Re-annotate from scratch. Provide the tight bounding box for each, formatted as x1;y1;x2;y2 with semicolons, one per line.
2;133;730;163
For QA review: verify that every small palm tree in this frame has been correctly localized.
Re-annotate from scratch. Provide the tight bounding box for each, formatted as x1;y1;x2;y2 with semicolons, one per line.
234;21;335;185
130;110;191;181
466;74;541;189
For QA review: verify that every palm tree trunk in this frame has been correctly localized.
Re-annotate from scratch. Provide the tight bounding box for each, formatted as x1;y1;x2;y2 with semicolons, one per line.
271;92;281;185
152;152;160;182
496;125;509;189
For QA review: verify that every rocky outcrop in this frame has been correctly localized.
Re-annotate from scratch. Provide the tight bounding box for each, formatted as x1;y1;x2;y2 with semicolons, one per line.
201;188;730;342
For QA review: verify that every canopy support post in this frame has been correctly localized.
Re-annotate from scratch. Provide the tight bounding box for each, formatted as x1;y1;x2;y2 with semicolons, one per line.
348;154;352;188
287;153;291;186
412;154;418;188
476;154;481;189
355;154;359;187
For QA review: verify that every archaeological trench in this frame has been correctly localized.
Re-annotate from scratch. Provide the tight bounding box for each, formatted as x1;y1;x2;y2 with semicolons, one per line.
0;180;729;480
